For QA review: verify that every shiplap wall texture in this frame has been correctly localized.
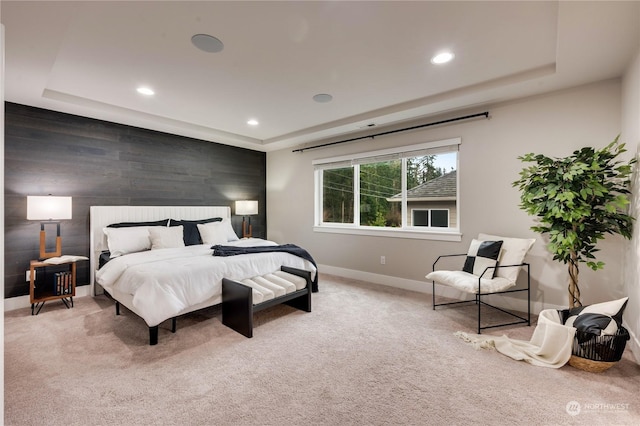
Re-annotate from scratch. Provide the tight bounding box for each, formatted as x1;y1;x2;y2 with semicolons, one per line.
4;102;266;298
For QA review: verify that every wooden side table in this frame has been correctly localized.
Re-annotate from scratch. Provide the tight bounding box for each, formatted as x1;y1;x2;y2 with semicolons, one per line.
29;258;84;315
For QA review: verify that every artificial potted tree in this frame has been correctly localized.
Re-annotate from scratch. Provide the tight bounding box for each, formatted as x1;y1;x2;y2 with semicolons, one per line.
513;136;635;309
513;137;635;371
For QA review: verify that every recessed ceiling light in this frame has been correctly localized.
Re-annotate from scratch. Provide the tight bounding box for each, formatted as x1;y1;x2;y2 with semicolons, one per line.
136;87;155;96
431;51;455;64
313;93;333;103
247;119;259;126
191;34;224;53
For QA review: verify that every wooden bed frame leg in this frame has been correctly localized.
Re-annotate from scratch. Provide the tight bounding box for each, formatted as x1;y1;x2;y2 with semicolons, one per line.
149;326;159;345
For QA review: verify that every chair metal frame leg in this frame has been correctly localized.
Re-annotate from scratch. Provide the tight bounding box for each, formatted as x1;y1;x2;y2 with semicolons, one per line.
432;262;531;334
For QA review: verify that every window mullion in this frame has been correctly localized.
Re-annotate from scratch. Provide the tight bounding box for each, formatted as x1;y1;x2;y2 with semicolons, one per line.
401;158;407;228
315;169;322;226
354;164;360;226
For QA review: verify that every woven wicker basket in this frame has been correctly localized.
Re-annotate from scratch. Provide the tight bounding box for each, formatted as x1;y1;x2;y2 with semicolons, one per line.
568;355;617;373
568;327;629;373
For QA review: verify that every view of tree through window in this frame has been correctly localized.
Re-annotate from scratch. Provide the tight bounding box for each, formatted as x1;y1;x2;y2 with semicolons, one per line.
360;160;401;226
322;167;354;223
317;140;459;233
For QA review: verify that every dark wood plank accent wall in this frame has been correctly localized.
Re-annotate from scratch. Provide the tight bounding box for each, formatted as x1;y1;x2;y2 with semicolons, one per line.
4;102;266;298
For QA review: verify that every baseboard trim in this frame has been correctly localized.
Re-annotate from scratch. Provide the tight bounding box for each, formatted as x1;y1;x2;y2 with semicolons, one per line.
623;324;640;364
318;264;565;316
4;285;92;312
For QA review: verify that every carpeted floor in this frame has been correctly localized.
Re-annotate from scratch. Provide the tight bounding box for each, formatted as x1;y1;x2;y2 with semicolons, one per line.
4;274;640;425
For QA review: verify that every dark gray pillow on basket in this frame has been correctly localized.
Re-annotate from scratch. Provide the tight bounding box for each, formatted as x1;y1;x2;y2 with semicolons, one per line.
560;297;628;336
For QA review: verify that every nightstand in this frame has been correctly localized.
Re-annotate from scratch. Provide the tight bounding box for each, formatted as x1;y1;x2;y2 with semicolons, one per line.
29;258;85;315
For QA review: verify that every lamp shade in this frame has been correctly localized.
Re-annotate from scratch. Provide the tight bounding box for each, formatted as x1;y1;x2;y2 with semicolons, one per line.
27;196;72;220
235;200;258;215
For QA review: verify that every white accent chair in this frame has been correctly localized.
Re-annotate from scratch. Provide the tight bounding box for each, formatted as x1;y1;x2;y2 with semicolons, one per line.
426;233;535;334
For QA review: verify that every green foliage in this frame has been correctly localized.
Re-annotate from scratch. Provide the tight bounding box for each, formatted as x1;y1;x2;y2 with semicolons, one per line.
370;211;388;227
407;156;444;188
360;160;401;226
323;155;447;226
322;167;354;223
513;136;635;271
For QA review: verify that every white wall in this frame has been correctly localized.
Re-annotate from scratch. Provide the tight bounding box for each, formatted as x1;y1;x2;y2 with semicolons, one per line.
267;79;627;314
622;45;640;364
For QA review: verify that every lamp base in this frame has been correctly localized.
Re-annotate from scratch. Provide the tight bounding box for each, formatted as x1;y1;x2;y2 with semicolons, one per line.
241;218;253;239
39;225;62;259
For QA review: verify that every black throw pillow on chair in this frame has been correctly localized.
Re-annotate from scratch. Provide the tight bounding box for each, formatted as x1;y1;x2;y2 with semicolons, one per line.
462;239;503;278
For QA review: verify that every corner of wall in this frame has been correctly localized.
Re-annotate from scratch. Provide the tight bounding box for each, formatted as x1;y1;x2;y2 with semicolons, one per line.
622;44;640;365
1;22;6;415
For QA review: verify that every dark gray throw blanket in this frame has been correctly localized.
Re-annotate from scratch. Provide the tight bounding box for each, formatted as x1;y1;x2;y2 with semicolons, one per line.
211;244;318;292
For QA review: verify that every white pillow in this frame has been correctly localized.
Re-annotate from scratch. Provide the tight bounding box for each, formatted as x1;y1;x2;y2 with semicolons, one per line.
221;218;240;241
197;222;228;245
478;233;535;283
200;218;239;242
103;226;152;258
149;226;185;250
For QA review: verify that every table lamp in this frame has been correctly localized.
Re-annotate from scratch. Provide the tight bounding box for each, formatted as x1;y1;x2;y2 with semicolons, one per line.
235;200;258;238
27;195;72;259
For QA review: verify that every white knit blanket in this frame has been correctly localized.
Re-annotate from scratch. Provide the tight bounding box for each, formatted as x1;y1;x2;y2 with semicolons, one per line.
455;309;576;368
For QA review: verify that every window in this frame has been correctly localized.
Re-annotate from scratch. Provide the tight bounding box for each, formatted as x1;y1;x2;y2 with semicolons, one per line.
430;209;449;227
412;209;450;227
413;209;429;226
314;138;460;241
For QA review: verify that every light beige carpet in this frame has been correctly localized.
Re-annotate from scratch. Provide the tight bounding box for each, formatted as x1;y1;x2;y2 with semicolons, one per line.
5;274;640;425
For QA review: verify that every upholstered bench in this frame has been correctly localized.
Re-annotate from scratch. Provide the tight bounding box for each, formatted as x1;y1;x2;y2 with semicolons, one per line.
221;266;312;337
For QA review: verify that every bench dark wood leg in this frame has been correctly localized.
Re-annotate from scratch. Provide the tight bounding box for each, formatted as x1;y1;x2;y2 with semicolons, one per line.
284;291;311;312
281;266;312;312
171;318;177;333
222;278;254;338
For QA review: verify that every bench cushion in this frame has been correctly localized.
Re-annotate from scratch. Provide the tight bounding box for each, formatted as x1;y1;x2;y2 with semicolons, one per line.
241;271;308;305
273;271;308;290
239;278;273;304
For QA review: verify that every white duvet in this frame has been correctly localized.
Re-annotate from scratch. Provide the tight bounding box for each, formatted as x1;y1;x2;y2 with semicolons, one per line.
95;239;316;326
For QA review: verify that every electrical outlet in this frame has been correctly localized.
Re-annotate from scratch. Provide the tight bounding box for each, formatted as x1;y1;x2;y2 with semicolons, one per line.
380;256;386;265
26;270;34;281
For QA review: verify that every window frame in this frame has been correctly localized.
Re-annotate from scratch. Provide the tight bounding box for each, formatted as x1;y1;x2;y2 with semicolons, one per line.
313;138;461;241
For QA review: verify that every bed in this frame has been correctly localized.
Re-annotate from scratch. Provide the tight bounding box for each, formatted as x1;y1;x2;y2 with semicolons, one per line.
90;206;317;344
